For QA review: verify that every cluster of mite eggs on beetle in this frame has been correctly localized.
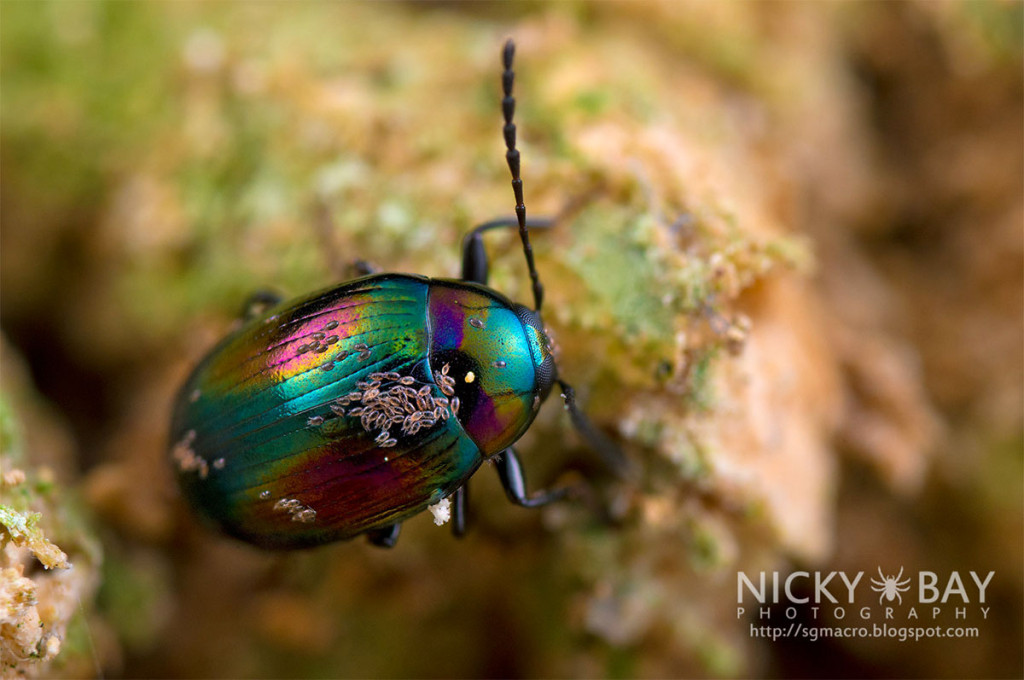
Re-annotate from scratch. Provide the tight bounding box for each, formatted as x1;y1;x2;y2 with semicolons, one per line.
276;364;466;524
294;320;372;372
272;497;317;524
316;364;462;448
171;429;224;480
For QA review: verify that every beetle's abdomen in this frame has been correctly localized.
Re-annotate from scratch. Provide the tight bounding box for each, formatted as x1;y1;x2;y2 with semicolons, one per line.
169;274;483;548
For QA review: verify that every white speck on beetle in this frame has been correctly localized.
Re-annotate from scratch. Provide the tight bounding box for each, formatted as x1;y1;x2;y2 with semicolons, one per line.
171;429;209;479
429;497;451;526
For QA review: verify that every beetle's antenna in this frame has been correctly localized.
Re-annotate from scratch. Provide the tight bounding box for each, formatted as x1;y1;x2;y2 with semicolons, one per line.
502;39;544;312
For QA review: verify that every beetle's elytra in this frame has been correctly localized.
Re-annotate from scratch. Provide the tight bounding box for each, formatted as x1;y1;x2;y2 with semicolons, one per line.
169;41;625;549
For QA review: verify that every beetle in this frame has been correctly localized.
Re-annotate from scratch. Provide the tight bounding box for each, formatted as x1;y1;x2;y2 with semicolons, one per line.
169;40;625;549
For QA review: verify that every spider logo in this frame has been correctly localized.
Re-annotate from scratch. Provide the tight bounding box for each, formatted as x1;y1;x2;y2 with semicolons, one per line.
870;567;912;604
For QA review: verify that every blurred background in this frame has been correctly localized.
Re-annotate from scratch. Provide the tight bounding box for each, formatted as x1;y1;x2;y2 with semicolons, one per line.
1;1;1021;678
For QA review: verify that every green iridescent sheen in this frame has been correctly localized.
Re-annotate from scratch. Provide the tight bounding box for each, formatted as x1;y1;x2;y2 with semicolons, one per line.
169;273;553;548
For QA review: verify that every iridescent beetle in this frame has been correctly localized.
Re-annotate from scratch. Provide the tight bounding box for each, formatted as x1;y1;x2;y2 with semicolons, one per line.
169;41;625;549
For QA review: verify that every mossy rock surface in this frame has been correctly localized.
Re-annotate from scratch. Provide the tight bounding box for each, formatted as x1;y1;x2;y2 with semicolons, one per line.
1;2;1020;678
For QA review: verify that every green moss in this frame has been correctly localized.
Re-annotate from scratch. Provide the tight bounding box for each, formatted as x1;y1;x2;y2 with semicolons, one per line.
695;636;743;677
0;2;177;206
0;505;43;537
0;393;23;465
96;549;168;652
668;431;713;481
565;209;675;341
688;528;720;571
606;644;639;679
3;3;912;676
962;0;1024;59
573;88;611;116
688;347;718;412
55;610;97;670
977;431;1024;512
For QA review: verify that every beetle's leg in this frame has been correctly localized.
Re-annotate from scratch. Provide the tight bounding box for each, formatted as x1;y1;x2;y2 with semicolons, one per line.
365;523;401;548
348;260;379;278
451;484;468;538
557;380;635;480
461;217;554;285
494;447;571;508
240;290;283;321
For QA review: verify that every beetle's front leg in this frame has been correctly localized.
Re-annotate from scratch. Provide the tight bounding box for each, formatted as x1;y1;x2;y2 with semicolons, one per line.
494;447;571;508
557;380;634;480
366;523;401;548
461;217;554;285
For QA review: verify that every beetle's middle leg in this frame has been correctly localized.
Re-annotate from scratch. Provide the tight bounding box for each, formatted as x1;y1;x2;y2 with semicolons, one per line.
366;523;401;548
494;447;571;508
461;217;554;285
451;484;468;538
